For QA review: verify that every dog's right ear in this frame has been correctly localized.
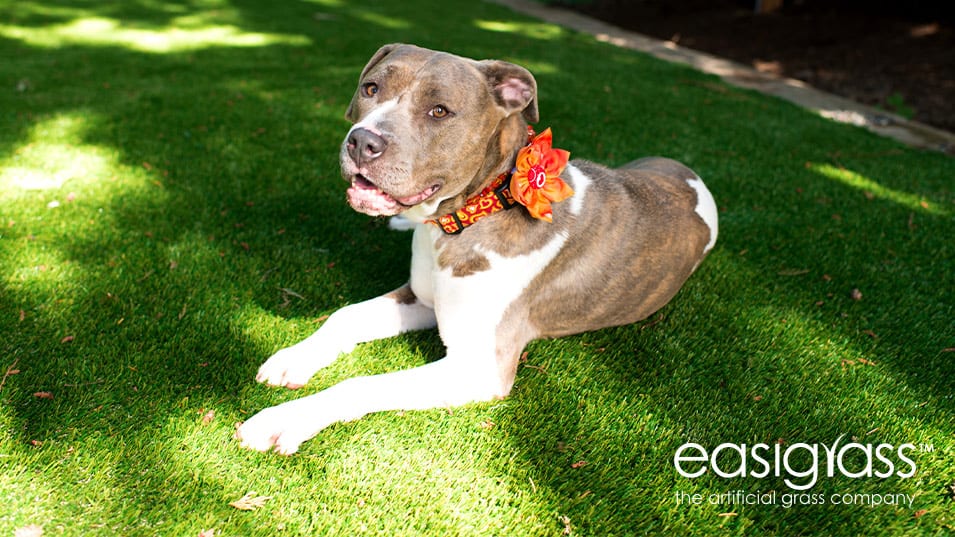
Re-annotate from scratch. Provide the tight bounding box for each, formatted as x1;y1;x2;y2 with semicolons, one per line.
478;60;540;124
345;43;402;122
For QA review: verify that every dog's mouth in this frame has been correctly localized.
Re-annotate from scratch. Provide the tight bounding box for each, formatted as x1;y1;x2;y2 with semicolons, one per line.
346;175;441;216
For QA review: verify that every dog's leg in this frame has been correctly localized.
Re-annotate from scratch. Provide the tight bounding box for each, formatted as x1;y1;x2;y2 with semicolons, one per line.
238;274;535;455
237;342;509;454
254;284;436;388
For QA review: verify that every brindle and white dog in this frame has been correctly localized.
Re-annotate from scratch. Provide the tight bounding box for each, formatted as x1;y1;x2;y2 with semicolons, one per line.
237;44;717;454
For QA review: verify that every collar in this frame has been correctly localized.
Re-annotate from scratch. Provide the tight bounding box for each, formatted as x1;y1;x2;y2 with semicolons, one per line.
428;171;519;235
427;126;572;235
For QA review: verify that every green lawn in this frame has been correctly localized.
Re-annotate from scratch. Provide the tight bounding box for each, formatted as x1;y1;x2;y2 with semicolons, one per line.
1;0;952;535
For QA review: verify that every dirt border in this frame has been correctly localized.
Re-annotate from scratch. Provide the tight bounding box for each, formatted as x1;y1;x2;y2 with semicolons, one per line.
487;0;955;154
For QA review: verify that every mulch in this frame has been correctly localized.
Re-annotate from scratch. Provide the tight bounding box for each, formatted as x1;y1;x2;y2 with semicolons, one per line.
568;1;955;133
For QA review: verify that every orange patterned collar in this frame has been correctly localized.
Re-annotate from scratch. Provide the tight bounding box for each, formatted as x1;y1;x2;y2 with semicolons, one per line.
429;172;518;235
428;127;573;235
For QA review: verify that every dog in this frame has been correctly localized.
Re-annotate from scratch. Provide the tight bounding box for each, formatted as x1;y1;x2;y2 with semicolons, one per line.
236;44;717;454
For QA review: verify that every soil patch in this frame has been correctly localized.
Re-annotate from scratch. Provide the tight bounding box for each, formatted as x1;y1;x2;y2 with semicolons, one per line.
568;1;955;132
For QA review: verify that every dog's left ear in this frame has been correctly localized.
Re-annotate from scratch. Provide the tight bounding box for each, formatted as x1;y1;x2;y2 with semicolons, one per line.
478;60;539;124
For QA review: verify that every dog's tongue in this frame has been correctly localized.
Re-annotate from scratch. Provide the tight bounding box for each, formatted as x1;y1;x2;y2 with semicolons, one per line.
347;176;439;216
347;176;403;216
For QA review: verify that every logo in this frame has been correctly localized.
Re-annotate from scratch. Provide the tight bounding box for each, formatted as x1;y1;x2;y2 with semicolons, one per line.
673;435;918;491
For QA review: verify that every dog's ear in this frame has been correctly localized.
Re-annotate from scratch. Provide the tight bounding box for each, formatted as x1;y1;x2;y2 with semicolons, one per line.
345;43;402;122
478;60;539;124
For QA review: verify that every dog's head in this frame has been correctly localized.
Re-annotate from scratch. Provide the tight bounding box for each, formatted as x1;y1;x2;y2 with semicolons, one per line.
340;44;539;219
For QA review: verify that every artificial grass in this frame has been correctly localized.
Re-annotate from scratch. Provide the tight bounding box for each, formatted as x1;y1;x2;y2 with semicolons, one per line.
0;0;952;535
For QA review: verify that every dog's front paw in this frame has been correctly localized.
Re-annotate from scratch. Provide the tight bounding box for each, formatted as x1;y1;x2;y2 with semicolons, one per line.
255;343;340;389
235;403;318;455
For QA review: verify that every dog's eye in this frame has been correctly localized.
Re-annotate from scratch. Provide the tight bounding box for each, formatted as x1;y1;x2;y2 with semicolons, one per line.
361;83;379;98
429;105;451;119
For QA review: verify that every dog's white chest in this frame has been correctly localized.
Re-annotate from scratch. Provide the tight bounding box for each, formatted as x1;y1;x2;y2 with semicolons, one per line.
410;224;566;345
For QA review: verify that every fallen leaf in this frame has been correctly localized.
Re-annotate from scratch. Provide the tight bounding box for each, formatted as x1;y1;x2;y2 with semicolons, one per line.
571;460;588;469
201;409;215;425
863;330;879;339
198;529;217;537
914;509;928;518
29;439;42;447
229;492;272;511
479;419;495;430
850;288;863;301
857;358;877;366
0;359;21;393
559;515;572;536
19;309;26;321
33;391;54;399
61;335;75;343
14;524;43;537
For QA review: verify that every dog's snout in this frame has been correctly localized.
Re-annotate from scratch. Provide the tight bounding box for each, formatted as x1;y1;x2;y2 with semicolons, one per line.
347;128;387;165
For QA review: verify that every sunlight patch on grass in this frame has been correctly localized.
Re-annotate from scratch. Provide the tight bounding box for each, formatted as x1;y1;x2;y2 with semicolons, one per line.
474;20;564;40
501;58;559;75
302;0;345;7
808;162;947;216
0;17;310;53
350;11;411;30
1;112;112;193
232;304;303;354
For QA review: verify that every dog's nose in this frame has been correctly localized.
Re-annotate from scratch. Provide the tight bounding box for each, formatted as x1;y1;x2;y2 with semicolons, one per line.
347;128;387;165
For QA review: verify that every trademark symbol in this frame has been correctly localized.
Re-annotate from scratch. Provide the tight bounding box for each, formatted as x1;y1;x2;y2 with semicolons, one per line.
920;443;934;453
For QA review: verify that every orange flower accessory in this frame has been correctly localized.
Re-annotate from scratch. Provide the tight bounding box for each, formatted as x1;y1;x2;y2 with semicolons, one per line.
509;128;573;222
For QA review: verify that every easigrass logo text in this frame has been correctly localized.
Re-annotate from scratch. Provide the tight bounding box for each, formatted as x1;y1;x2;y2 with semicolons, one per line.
673;435;917;490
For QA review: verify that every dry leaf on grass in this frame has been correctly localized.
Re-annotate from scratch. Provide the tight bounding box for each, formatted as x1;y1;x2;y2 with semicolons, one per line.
570;460;588;469
0;358;21;392
229;492;272;511
198;529;217;537
14;524;43;537
33;391;54;399
201;409;215;425
559;515;572;535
